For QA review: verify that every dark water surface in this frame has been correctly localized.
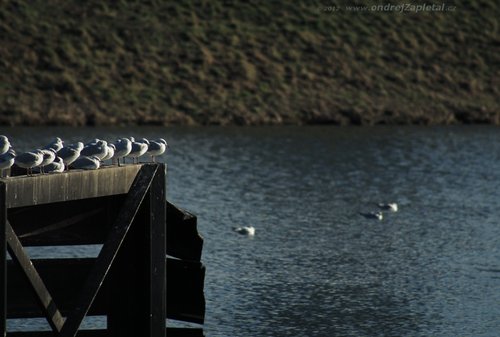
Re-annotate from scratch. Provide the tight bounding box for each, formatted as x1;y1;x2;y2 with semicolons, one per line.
2;126;500;337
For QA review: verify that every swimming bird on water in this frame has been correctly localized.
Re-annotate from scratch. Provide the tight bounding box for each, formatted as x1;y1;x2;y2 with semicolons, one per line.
0;149;16;177
359;211;383;221
15;150;44;176
146;138;168;162
233;226;256;236
70;156;101;170
0;135;11;155
378;203;398;212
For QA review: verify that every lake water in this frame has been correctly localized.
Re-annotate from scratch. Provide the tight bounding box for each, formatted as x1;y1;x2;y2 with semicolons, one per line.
2;126;500;337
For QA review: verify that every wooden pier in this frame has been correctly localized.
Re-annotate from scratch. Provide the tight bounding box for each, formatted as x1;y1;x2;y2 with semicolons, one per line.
0;164;205;337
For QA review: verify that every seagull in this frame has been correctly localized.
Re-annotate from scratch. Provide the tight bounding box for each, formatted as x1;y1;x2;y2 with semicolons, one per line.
0;135;11;155
39;149;56;173
146;138;168;162
127;138;148;164
43;156;65;173
57;142;83;170
15;150;44;175
233;226;256;236
0;149;16;177
112;138;132;166
81;140;108;160
378;203;398;212
43;137;63;152
101;143;115;163
70;156;101;170
359;211;383;221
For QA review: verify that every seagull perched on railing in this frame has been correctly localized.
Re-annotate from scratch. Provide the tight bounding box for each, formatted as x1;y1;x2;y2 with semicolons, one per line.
15;150;44;176
57;142;84;170
81;139;109;160
71;156;101;170
39;149;56;174
112;138;132;166
127;137;148;164
0;149;16;177
43;157;65;173
43;137;63;152
0;135;11;155
146;138;168;162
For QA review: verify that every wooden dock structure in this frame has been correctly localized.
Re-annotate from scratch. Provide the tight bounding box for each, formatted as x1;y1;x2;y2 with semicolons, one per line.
0;164;205;337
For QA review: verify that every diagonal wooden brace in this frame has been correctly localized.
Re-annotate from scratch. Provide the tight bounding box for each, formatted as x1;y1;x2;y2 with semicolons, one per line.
6;221;65;332
59;164;158;337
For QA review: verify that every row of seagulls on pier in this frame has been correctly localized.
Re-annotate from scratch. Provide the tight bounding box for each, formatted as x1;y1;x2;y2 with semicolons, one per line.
0;135;169;177
359;202;398;221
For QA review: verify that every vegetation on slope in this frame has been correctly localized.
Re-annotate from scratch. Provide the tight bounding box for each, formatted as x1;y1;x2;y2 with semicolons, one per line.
0;0;499;126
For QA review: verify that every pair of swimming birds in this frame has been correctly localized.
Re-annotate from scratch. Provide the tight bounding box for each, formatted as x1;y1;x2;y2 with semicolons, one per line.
359;203;398;220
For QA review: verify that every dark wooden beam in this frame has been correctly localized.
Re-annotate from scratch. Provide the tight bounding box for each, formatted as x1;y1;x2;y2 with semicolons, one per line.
1;183;6;337
59;165;157;337
166;202;203;261
7;258;205;322
7;328;204;337
1;165;142;208
149;165;166;337
5;222;64;333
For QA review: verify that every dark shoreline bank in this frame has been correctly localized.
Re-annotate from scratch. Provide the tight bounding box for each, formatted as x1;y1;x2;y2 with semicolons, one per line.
1;1;498;127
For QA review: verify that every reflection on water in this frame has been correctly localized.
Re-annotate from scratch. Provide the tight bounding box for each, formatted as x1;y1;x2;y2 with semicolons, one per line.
2;126;500;337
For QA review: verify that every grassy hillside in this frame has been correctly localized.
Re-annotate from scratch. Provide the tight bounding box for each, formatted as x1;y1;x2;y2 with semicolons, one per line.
1;0;499;126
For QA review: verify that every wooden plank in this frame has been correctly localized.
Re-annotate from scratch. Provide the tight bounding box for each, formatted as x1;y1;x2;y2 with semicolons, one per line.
8;196;125;247
1;165;142;208
6;259;105;319
1;183;6;337
166;202;203;261
7;330;108;337
5;222;64;333
7;329;203;337
167;258;205;324
7;257;205;323
59;164;157;337
149;166;166;337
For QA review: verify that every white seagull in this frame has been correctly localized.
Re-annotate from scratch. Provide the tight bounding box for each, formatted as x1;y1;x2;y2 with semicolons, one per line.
57;142;84;170
233;226;256;236
127;138;148;164
70;156;101;170
146;138;168;162
15;150;44;176
43;157;65;173
43;137;64;152
378;203;398;212
81;140;108;160
359;211;383;221
0;135;11;155
0;149;16;177
112;138;132;166
101;143;115;163
39;149;56;173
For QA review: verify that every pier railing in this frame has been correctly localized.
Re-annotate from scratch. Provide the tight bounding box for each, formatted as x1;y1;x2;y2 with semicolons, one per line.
0;164;205;337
